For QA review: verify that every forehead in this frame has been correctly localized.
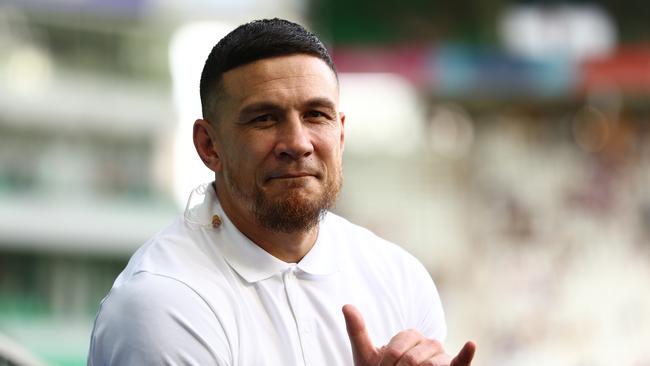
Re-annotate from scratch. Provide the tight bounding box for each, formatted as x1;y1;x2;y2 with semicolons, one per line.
220;54;339;107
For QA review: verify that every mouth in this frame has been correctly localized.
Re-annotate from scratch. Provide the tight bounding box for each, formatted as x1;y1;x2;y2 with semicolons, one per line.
267;173;315;181
264;168;323;184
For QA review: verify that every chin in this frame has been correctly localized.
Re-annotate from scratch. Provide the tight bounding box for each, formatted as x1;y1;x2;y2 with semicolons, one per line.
266;178;320;193
279;186;322;202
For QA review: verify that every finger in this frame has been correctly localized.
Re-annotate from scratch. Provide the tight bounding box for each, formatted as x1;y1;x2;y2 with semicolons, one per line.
342;304;378;365
450;341;476;366
421;353;453;366
394;339;442;366
379;330;431;366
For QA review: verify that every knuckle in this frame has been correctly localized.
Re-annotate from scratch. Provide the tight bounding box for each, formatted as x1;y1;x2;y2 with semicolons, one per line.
421;361;439;366
405;328;420;337
400;353;419;365
383;347;403;362
426;338;443;350
426;356;449;366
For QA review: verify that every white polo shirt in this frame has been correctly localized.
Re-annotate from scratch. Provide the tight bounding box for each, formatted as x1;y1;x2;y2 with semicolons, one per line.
88;184;447;366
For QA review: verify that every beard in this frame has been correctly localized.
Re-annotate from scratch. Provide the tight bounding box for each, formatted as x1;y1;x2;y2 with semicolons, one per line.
224;164;342;234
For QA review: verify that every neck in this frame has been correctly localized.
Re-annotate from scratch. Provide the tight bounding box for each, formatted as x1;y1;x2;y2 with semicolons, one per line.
214;184;319;263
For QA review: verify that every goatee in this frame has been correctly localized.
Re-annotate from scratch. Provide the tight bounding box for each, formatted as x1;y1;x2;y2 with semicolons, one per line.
253;174;341;233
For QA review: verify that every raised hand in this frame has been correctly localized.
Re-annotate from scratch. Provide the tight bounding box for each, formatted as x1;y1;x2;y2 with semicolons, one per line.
342;304;476;366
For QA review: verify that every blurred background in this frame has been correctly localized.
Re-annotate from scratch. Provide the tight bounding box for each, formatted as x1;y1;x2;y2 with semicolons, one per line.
0;0;649;365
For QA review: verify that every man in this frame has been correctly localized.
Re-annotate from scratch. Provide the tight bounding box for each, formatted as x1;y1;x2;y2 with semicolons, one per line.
88;18;475;366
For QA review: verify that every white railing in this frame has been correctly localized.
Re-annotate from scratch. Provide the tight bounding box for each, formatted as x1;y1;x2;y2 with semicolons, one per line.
0;333;49;366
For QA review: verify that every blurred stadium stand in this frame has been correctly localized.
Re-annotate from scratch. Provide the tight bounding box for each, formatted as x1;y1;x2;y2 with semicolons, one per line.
1;1;649;365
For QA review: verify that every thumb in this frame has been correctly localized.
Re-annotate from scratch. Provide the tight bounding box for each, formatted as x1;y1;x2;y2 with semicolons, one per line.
342;304;378;366
450;341;476;366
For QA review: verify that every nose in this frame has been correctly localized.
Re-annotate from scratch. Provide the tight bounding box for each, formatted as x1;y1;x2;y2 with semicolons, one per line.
274;116;314;160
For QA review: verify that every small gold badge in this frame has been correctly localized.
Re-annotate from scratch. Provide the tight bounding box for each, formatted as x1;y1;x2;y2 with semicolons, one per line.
211;214;222;228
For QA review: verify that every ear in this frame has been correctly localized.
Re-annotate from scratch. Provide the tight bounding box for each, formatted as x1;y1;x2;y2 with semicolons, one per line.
193;119;222;173
339;111;346;152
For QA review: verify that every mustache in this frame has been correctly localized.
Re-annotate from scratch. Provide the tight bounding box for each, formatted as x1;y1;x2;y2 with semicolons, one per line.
264;164;322;181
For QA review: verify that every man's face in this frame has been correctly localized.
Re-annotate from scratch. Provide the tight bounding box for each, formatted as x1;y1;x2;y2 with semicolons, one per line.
209;54;345;233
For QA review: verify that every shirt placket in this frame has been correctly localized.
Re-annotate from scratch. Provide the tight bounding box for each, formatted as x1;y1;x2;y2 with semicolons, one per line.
283;267;315;366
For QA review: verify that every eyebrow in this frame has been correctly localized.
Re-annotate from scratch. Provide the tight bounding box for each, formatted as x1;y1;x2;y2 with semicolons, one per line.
239;102;282;116
304;97;336;111
238;97;337;119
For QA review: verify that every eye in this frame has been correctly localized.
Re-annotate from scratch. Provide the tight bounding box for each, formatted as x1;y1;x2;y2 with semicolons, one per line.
251;114;273;123
247;114;278;128
304;110;331;120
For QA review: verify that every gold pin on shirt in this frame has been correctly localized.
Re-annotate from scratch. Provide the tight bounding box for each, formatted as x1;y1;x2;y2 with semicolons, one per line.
211;214;222;228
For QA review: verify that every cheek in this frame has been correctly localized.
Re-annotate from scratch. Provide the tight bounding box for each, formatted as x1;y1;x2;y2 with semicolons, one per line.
318;129;344;158
315;142;343;179
230;135;274;174
246;136;275;163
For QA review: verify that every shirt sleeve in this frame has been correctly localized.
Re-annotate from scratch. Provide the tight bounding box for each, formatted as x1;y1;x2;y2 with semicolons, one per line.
88;272;231;366
408;257;448;343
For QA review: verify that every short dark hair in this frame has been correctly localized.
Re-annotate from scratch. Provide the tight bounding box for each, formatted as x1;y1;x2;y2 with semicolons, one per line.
199;18;336;121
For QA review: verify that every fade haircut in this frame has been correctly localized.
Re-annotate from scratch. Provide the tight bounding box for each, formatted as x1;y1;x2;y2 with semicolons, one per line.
199;18;337;121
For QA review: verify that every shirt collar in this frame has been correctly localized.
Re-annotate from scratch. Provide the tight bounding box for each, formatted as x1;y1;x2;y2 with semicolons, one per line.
295;222;339;277
185;183;339;283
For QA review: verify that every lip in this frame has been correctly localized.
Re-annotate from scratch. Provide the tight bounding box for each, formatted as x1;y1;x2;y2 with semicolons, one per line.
268;172;314;180
264;167;324;183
